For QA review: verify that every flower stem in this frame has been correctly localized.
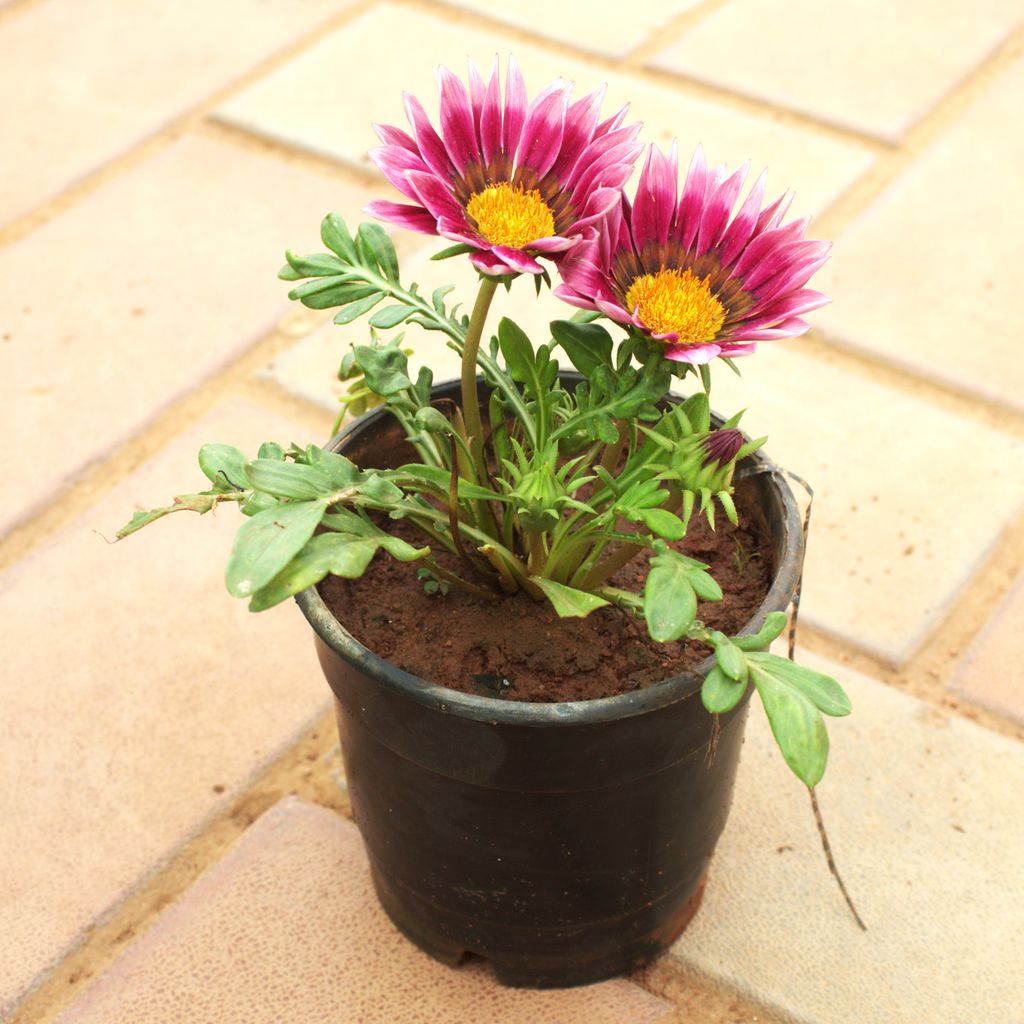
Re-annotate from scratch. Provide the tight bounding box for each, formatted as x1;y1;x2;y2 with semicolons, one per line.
461;276;500;481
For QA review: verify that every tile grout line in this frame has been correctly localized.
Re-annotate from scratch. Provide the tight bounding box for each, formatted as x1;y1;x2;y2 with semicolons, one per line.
7;709;348;1024
0;308;334;575
0;0;378;251
388;0;892;155
624;0;734;65
811;18;1024;242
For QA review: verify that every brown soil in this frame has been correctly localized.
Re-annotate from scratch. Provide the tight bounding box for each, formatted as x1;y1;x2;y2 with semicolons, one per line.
318;477;773;703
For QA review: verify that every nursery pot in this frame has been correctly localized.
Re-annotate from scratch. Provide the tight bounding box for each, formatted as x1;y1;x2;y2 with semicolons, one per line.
296;375;804;988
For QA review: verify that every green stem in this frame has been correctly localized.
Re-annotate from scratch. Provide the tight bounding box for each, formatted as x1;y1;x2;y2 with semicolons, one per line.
461;277;500;482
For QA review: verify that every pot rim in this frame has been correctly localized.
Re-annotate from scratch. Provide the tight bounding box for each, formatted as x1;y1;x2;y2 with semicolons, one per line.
295;378;804;727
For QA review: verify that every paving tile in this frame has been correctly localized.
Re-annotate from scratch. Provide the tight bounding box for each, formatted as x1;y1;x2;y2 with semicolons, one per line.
436;0;703;58
0;134;374;539
0;401;330;1016
813;56;1024;412
704;344;1024;664
951;572;1024;723
665;653;1024;1023
55;797;675;1024
647;0;1024;142
215;2;874;219
0;0;354;224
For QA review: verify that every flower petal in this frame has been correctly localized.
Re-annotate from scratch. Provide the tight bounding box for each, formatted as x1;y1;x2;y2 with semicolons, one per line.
632;143;678;253
677;144;709;253
403;92;455;181
364;200;437;235
436;65;480;175
492;245;545;274
405;169;466;223
515;80;570;178
696;161;748;256
664;342;722;364
502;56;527;155
479;56;503;166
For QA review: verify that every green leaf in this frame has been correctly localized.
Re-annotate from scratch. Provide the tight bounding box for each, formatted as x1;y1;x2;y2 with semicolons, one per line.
321;214;358;263
116;493;219;538
643;544;699;643
688;568;723;602
304;447;361;488
356;222;399;281
198;444;247;492
750;662;829;787
226;500;327;598
748;654;852;717
332;292;385;324
378;534;430;561
637;507;687;540
550;320;614;377
714;638;747;681
369;304;417;329
243;460;334;500
531;577;611;618
352;343;412;396
702;665;748;714
283;250;346;277
497;317;536;384
360;474;404;503
258;442;285;461
734;610;789;651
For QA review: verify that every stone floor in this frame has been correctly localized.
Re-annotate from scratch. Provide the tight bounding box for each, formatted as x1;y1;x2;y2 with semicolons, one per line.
2;1;1022;1021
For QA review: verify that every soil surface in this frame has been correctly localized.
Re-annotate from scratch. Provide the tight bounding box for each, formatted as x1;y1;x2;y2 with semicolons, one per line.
318;479;774;703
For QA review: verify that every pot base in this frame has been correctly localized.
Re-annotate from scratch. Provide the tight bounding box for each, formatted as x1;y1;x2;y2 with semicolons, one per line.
370;858;708;988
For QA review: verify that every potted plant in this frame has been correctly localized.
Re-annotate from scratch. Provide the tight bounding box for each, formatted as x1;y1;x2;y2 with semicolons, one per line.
119;58;853;987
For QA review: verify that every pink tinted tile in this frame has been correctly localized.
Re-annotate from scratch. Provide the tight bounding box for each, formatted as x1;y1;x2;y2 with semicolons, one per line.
0;400;330;1015
0;134;370;537
953;574;1024;722
0;0;354;224
56;798;675;1024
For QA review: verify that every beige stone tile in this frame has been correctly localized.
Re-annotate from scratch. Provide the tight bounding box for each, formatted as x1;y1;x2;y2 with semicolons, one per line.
0;0;354;224
55;797;675;1024
704;344;1024;664
436;0;703;57
215;2;874;219
952;573;1024;723
0;401;329;1016
813;56;1024;411
0;134;374;538
647;0;1023;142
666;653;1024;1023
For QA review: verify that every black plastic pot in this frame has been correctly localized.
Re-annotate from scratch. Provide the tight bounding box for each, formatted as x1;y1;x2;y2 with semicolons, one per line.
296;376;803;988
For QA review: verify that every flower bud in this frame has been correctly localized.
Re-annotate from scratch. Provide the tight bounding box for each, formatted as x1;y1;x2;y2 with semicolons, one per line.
515;463;563;533
702;428;744;469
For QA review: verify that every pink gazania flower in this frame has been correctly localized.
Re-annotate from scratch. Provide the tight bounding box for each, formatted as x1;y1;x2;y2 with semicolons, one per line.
364;58;643;277
556;144;831;363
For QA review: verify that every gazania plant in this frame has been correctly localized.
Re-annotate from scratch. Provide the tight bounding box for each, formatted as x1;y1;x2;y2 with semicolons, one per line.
119;60;851;790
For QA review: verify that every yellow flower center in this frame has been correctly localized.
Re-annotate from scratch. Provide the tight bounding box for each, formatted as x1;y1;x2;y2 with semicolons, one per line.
465;182;555;250
625;267;727;344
